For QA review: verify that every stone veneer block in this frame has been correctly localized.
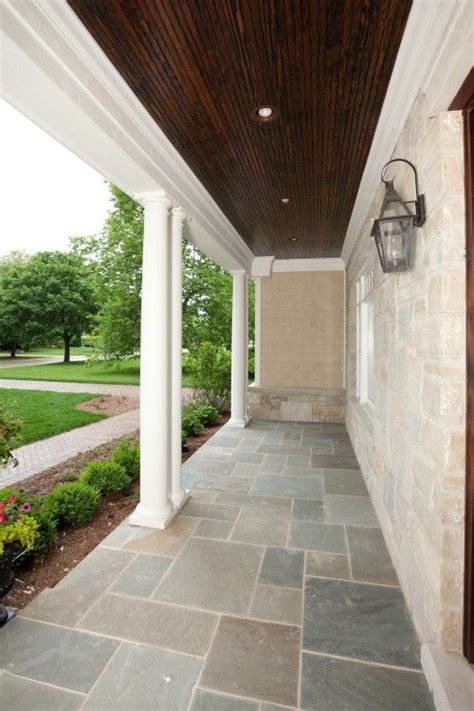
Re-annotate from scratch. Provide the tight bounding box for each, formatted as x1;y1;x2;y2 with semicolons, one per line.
83;642;202;710
248;386;345;423
201;616;300;707
78;593;217;656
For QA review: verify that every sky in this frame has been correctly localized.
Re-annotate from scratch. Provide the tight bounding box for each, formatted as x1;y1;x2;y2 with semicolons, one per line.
0;99;111;257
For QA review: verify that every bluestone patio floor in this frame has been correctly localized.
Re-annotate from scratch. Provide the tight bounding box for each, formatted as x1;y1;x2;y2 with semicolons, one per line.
0;421;434;710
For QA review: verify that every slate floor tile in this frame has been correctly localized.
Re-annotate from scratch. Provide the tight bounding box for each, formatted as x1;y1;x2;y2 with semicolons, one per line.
193;518;233;539
289;521;347;554
284;466;325;478
201;616;300;707
303;578;421;668
79;593;217;656
124;516;198;556
154;538;263;614
306;550;351;580
187;472;252;493
19;547;134;626
259;547;305;588
230;504;290;546
183;501;241;521
347;526;398;585
229;452;264;464
189;460;236;475
191;689;259;710
325;494;380;527
324;469;368;496
301;653;434;710
83;642;202;710
292;499;325;523
233;462;260;477
250;474;323;499
251;584;302;625
110;554;171;598
312;454;359;469
216;492;291;509
259;445;311;455
260;454;286;472
0;618;118;692
287;454;311;468
0;673;84;711
262;432;284;444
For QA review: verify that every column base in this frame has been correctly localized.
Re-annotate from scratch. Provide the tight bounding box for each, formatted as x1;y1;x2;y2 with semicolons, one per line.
227;416;249;428
129;502;176;530
171;488;190;510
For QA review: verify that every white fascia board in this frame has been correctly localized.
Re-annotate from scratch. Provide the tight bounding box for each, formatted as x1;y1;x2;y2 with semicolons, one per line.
0;0;253;273
341;0;461;266
251;256;275;277
273;258;345;273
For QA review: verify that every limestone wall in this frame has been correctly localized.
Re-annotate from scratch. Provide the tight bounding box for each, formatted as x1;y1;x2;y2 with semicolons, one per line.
260;271;344;389
345;94;466;651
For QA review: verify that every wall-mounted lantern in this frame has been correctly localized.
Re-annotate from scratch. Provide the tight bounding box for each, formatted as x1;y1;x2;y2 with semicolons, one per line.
371;158;426;273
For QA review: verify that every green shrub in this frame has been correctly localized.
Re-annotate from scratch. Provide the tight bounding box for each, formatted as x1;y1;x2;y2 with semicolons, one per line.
28;498;57;557
44;482;100;528
0;402;22;467
182;404;204;440
111;440;140;480
191;402;220;427
188;342;231;411
248;348;255;380
80;460;130;495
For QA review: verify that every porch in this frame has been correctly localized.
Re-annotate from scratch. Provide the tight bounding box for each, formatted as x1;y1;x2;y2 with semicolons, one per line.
0;420;434;710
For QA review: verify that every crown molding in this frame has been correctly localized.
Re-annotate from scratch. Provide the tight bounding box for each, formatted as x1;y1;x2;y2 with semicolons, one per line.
251;256;275;277
341;0;461;266
273;258;345;273
0;0;253;272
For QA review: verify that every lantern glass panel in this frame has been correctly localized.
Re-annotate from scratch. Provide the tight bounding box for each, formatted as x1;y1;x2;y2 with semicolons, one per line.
373;215;415;272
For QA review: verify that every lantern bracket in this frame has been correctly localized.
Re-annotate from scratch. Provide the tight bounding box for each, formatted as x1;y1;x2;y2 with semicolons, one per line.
380;158;426;226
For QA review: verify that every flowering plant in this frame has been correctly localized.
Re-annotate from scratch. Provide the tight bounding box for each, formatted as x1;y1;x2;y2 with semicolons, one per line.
0;495;37;556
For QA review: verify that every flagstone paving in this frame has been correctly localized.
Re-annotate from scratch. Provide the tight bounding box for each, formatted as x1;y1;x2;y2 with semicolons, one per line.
0;421;435;710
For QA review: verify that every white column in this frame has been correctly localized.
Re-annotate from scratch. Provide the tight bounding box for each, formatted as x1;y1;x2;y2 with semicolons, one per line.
254;277;261;386
130;192;174;529
170;207;188;507
229;270;248;427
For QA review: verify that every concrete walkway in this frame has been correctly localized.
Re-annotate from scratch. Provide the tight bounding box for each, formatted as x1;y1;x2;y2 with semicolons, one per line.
0;421;434;710
3;410;139;486
0;378;139;397
0;355;85;368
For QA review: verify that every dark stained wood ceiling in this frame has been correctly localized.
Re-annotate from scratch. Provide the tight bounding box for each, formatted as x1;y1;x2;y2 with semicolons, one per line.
69;0;412;258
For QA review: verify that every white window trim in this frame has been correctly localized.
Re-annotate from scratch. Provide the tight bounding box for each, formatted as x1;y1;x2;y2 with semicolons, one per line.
356;272;375;416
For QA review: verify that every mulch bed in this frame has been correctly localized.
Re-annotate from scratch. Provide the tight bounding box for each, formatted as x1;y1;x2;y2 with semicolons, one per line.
76;395;140;417
3;416;228;609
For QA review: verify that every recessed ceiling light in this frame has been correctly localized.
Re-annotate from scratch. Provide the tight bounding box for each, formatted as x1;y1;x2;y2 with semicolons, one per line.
253;105;279;123
289;237;300;242
281;197;290;203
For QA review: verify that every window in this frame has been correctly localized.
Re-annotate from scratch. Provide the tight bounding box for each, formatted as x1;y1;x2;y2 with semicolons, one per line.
356;272;375;409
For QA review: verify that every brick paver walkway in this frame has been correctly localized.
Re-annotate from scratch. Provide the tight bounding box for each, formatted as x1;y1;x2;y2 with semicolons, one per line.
3;410;139;486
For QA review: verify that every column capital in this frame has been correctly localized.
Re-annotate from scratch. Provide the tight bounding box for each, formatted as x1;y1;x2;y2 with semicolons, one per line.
230;269;247;278
171;206;186;223
134;190;171;210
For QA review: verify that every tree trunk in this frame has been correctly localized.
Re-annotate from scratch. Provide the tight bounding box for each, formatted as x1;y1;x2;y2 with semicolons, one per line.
10;343;16;358
64;334;71;363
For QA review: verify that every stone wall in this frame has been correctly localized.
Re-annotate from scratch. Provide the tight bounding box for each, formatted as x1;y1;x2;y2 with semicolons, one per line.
260;271;344;389
248;386;345;423
345;93;466;651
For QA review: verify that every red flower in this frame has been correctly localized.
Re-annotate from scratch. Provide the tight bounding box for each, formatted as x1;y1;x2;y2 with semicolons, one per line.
6;496;16;504
0;513;5;523
0;502;5;510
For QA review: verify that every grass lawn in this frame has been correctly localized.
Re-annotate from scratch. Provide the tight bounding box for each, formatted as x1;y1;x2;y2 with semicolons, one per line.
1;389;107;446
0;359;195;387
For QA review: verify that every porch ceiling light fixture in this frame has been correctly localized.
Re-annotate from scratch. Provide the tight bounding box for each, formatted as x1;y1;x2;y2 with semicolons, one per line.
371;158;426;273
281;197;290;203
253;105;279;123
288;236;300;242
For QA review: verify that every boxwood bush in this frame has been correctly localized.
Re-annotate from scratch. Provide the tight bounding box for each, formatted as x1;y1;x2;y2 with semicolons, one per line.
80;460;130;495
111;440;140;480
44;482;101;528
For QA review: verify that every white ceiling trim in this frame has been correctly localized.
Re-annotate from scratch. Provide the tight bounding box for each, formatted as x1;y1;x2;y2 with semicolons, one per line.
341;0;462;265
0;0;253;272
273;258;345;273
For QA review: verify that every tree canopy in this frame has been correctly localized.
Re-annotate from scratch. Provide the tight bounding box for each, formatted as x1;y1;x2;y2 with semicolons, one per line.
72;184;254;359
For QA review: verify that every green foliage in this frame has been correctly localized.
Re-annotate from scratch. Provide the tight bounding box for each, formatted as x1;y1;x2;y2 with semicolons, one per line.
0;515;38;556
44;482;101;528
80;460;130;495
28;499;58;558
181;400;220;444
0;250;96;362
0;401;22;466
187;342;231;411
111;440;140;480
190;401;220;427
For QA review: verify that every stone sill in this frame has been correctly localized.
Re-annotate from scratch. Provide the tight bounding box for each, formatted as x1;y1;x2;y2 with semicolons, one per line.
249;385;345;400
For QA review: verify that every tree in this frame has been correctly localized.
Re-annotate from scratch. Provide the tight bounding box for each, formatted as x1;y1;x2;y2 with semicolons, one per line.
0;251;30;357
0;251;96;362
72;184;255;359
